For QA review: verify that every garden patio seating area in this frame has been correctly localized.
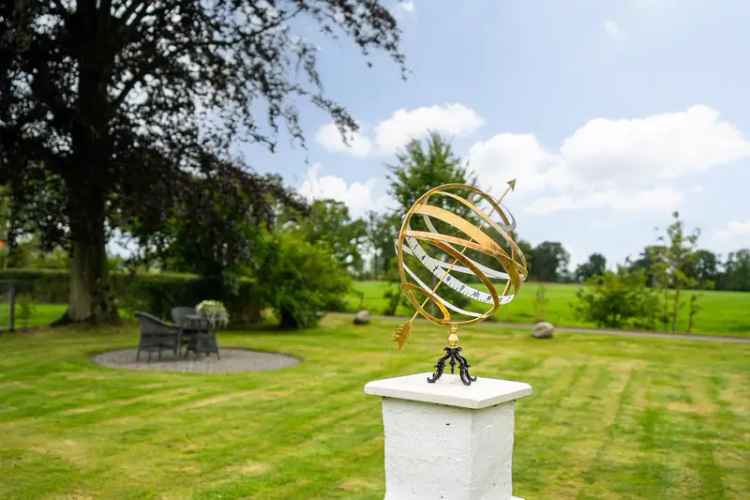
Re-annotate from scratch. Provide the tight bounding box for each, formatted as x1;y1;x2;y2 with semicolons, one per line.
135;310;220;362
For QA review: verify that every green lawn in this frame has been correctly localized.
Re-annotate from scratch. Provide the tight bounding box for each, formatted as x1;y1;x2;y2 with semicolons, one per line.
347;281;750;336
0;303;67;330
0;316;748;498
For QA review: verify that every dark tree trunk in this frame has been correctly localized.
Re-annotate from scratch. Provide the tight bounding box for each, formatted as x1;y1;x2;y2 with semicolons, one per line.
62;5;117;323
65;186;116;322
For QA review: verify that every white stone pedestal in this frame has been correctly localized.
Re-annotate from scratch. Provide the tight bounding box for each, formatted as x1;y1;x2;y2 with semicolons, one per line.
365;373;532;500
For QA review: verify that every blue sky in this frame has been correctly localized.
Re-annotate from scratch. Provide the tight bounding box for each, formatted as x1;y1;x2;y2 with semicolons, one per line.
238;0;750;267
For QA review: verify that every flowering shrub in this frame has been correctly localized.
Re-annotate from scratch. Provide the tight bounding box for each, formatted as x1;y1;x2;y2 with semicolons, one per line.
196;300;229;328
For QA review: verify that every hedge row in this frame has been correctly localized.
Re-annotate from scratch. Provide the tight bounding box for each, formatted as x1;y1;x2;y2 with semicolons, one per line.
0;269;263;324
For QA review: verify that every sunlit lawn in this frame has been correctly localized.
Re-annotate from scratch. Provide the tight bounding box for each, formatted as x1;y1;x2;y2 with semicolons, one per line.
1;314;748;498
347;281;750;336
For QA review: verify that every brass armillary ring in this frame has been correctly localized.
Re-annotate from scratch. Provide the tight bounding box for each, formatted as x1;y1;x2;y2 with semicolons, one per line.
393;182;528;351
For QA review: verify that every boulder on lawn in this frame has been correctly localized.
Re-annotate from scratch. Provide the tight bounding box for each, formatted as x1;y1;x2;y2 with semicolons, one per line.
532;321;554;339
353;310;371;325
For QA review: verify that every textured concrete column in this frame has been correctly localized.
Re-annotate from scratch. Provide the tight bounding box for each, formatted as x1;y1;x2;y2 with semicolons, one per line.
365;373;532;500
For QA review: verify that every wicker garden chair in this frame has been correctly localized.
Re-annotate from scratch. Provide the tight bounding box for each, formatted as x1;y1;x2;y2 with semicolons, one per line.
171;306;196;326
135;312;181;362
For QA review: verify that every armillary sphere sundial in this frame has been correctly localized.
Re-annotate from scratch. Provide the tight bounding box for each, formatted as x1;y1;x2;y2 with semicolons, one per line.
393;180;528;385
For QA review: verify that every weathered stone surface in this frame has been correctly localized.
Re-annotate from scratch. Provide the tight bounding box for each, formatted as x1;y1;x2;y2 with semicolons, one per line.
365;373;532;500
353;310;371;325
532;321;555;339
365;372;531;409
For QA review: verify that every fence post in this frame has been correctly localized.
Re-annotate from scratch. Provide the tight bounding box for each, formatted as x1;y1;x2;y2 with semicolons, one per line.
8;283;15;332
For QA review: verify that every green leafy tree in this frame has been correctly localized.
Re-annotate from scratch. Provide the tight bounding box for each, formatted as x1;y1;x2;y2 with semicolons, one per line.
719;249;750;291
387;132;475;211
627;245;667;287
687;249;720;289
287;199;367;275
1;1;404;323
261;230;350;329
530;241;570;282
658;212;700;332
574;269;660;329
575;253;607;282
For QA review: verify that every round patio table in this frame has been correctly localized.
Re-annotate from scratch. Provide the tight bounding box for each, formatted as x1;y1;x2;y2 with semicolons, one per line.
180;314;221;359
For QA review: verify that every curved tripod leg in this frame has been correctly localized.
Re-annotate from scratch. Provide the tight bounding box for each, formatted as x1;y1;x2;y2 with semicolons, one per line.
455;351;477;385
427;348;452;383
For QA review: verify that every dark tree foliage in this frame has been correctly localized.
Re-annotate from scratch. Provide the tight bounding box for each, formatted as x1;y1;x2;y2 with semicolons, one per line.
529;241;569;282
626;244;666;287
687;249;720;288
574;252;606;282
719;249;750;291
133;154;305;280
0;0;405;322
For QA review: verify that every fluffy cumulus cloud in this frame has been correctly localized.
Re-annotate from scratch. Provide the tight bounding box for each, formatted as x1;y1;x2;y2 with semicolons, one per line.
374;103;484;154
467;105;750;214
714;220;750;250
297;164;389;218
317;103;483;157
315;123;372;157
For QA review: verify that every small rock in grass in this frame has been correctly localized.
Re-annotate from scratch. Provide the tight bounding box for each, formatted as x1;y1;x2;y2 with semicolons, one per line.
532;321;554;339
353;310;371;325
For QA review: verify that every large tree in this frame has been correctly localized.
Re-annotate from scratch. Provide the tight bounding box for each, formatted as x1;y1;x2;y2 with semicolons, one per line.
529;241;570;282
387;131;474;211
574;252;606;282
0;0;404;322
285;199;367;274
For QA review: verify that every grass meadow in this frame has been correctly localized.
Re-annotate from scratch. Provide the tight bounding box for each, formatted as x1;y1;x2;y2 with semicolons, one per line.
0;314;748;499
346;281;750;336
2;281;749;338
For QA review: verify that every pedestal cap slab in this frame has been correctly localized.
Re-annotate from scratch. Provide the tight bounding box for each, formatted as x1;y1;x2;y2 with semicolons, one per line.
365;372;532;409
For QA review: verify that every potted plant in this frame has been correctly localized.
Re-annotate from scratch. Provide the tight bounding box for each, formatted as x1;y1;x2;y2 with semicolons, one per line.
196;300;229;329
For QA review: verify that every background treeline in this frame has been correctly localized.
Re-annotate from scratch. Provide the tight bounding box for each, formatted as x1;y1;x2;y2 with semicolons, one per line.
1;133;748;331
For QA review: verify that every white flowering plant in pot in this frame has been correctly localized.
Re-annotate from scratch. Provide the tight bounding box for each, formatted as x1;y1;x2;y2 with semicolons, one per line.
196;300;230;328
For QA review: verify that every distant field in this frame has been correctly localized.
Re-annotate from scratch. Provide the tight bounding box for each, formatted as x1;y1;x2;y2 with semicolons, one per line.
5;281;748;336
346;280;750;336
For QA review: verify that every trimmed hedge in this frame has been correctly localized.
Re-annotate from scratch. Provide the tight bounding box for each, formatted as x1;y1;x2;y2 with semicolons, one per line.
0;269;263;325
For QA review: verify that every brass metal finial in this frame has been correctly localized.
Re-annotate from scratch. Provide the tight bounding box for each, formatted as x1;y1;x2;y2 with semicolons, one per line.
447;325;459;347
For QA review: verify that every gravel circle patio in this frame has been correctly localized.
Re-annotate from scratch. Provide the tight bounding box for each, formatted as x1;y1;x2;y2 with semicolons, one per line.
93;348;300;373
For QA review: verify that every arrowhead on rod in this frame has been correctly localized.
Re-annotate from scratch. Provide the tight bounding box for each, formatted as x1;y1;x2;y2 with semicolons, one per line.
507;178;517;190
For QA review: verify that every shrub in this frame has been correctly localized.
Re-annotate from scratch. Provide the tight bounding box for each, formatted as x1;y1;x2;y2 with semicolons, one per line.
262;231;351;329
574;269;660;329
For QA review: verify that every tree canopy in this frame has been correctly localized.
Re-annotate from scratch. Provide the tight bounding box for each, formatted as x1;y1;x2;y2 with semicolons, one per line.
0;0;405;322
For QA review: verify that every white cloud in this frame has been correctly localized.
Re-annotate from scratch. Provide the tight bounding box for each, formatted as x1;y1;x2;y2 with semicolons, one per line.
714;220;750;250
317;103;484;158
297;164;389;218
397;1;415;13
603;19;626;41
467;105;750;214
374;103;484;154
467;133;566;193
560;106;750;183
315;123;372;157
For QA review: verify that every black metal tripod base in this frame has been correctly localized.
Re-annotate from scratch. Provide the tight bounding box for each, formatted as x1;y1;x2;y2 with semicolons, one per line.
427;346;477;386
